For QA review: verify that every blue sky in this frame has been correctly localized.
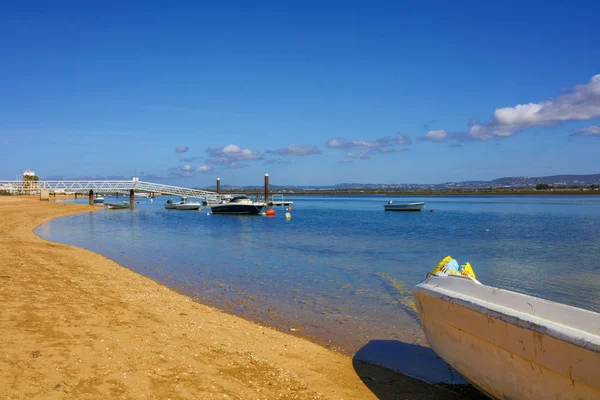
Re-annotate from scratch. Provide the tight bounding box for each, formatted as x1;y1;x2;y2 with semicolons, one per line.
1;1;599;186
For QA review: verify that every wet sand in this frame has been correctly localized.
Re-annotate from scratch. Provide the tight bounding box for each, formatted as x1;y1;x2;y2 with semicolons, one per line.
0;196;475;399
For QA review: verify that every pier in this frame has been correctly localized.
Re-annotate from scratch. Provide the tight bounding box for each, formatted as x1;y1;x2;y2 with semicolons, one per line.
0;177;217;198
0;174;293;210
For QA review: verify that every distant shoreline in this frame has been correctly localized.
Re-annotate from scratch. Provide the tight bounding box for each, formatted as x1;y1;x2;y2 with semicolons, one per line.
215;189;600;196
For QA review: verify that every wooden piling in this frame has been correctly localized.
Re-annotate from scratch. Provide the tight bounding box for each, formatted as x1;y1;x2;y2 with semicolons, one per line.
89;190;94;206
129;189;135;209
217;177;221;201
264;173;269;203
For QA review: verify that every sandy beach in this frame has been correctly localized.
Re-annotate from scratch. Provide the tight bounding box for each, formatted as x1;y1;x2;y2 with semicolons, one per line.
0;196;473;399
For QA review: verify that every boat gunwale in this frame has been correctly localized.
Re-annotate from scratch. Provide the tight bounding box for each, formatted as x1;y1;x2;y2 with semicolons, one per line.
413;276;600;352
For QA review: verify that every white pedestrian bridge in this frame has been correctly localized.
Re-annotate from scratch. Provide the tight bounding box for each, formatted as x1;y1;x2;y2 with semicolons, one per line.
0;177;218;201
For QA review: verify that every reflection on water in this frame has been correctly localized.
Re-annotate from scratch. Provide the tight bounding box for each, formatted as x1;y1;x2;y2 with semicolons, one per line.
37;195;600;363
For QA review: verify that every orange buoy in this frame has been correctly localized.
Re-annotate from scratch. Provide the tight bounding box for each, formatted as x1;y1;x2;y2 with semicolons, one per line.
266;209;276;216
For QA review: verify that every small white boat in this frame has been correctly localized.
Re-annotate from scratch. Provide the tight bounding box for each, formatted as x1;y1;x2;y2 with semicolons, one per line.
166;196;201;210
412;258;600;400
105;201;130;209
384;201;424;211
93;195;104;204
175;201;201;210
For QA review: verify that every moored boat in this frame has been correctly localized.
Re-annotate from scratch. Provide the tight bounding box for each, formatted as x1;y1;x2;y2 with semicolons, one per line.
93;195;104;204
412;257;600;400
384;201;424;211
165;197;201;210
211;195;265;215
175;199;201;210
105;202;130;209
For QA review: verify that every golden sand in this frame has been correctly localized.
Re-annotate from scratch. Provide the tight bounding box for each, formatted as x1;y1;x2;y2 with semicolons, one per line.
0;196;466;399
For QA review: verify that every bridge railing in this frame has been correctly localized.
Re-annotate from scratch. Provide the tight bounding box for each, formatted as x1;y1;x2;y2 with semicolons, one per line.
0;179;217;199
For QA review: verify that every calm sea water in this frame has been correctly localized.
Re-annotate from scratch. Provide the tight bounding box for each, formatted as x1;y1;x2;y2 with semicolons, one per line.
36;195;600;359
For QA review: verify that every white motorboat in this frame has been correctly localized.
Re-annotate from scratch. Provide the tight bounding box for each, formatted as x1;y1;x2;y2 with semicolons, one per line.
165;197;201;210
93;195;104;204
384;201;424;211
412;257;600;400
210;195;266;215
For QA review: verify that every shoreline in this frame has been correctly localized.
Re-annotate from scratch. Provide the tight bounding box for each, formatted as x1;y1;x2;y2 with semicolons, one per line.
0;196;478;399
209;190;600;196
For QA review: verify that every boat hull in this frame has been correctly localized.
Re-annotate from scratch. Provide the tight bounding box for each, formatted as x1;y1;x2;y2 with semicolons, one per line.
384;202;424;211
164;204;177;209
105;203;130;209
211;203;265;215
412;276;600;400
175;203;201;210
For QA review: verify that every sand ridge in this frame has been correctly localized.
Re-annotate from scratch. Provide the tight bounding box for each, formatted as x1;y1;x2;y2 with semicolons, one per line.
0;196;468;399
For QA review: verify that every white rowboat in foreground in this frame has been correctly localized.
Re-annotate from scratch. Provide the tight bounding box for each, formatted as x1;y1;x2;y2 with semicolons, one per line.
412;273;600;399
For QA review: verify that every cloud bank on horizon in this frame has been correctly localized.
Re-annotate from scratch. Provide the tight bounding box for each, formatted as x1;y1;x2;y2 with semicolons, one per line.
168;75;599;178
419;74;600;142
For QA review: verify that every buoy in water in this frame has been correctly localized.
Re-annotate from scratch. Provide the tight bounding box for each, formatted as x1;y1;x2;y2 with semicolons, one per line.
430;209;434;212
266;209;276;216
285;212;291;220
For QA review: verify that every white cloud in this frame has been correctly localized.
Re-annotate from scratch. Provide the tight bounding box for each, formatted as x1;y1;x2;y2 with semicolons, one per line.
571;125;600;136
175;146;190;153
168;166;194;177
264;158;293;165
328;136;407;155
326;136;391;149
180;156;202;163
345;152;370;159
395;134;412;145
196;165;212;172
419;130;449;141
182;164;192;171
421;74;600;141
206;144;263;168
368;147;409;154
469;74;600;140
266;144;321;156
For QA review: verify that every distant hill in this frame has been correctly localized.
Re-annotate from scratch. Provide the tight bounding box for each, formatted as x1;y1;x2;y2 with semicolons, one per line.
490;174;600;187
198;173;600;191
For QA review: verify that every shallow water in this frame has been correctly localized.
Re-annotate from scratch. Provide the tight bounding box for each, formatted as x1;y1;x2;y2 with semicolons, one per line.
37;195;600;360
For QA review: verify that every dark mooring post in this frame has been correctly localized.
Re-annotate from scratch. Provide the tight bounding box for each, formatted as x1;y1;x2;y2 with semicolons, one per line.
216;177;221;201
129;189;135;209
88;190;94;206
264;173;269;203
75;192;78;200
